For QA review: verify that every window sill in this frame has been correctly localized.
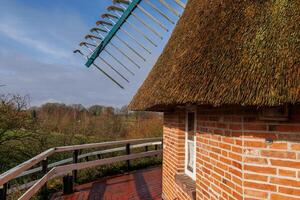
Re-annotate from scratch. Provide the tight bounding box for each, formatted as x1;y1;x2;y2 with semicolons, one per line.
175;173;196;200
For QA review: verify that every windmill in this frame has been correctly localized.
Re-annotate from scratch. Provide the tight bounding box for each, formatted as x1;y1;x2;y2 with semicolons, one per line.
74;0;186;89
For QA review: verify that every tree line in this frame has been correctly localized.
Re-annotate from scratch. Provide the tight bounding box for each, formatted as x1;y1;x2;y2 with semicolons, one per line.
0;94;162;173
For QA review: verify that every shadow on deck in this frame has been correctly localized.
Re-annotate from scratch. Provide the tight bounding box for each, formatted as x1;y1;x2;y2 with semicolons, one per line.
51;167;162;200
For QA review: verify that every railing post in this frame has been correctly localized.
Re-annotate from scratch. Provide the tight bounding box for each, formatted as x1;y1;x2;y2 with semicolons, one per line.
145;145;148;152
155;144;158;150
73;150;79;183
63;174;73;195
0;183;8;200
126;143;130;170
41;158;48;200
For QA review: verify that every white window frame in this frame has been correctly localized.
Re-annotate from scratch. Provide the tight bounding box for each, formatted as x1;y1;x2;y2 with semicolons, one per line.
184;110;197;180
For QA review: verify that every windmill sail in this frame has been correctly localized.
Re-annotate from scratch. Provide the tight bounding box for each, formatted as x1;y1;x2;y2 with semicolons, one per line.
74;0;186;89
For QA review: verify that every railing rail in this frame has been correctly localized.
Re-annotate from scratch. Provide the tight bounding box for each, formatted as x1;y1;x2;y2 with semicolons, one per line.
16;141;161;179
0;137;162;200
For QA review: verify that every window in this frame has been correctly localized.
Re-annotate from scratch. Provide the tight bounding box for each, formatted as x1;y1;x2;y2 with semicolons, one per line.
185;111;196;180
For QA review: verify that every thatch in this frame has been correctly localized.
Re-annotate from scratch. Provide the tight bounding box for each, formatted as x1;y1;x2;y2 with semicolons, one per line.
130;0;300;111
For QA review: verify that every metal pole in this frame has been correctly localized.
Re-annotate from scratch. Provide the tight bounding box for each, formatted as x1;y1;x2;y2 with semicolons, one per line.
107;5;163;39
173;0;186;9
113;12;158;47
135;4;169;32
85;34;135;75
74;50;125;89
98;56;130;83
100;24;146;61
131;12;163;40
158;0;180;17
145;0;175;24
87;32;141;69
109;42;141;69
104;49;135;75
106;18;152;54
80;42;130;83
119;0;169;31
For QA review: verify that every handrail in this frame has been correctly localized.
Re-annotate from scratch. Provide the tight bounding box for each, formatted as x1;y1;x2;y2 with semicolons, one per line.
0;148;55;186
54;137;160;152
0;137;162;186
19;150;162;200
16;141;161;179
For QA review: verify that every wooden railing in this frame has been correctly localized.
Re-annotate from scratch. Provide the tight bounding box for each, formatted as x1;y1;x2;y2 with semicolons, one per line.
0;137;163;200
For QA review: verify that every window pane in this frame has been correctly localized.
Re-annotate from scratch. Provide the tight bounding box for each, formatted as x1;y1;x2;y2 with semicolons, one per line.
187;141;194;172
187;112;195;141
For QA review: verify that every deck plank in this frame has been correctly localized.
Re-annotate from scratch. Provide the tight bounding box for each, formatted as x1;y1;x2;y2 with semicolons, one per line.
51;167;162;200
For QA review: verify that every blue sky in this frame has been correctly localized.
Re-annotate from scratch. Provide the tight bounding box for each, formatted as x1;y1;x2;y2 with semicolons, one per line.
0;0;185;107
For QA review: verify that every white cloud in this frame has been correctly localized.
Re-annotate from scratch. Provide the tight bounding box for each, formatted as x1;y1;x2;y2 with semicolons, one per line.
0;23;70;59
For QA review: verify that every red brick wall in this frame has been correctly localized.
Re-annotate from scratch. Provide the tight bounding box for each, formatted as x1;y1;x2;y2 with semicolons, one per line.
162;110;190;200
162;106;300;200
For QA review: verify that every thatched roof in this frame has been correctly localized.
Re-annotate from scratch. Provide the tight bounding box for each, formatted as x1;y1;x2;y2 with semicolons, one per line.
130;0;300;111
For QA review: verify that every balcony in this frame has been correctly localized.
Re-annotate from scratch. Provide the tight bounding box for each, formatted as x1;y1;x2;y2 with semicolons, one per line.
0;138;162;200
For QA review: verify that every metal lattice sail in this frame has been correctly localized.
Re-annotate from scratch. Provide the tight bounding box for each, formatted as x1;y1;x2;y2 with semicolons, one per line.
74;0;186;89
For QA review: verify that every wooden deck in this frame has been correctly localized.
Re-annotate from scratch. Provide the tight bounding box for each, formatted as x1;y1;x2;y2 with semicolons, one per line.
51;167;162;200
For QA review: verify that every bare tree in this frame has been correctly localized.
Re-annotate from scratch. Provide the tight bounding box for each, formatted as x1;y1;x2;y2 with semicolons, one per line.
0;94;35;145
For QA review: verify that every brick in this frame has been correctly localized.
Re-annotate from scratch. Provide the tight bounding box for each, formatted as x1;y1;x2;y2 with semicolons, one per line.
275;125;300;132
244;189;268;199
244;165;276;175
229;124;242;130
224;116;242;122
232;146;243;154
222;137;235;144
220;156;231;165
244;173;268;182
278;133;300;141
216;122;227;129
244;181;276;191
292;144;300;151
232;161;242;169
233;191;243;200
229;167;242;177
219;143;231;150
231;131;243;137
244;140;267;148
228;152;242;161
271;194;300;200
261;150;296;159
278;169;297;177
271;159;300;169
243;132;277;140
244;124;267;131
270;177;300;187
269;142;288;150
279;187;300;196
244;157;268;165
235;139;243;146
216;162;228;171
